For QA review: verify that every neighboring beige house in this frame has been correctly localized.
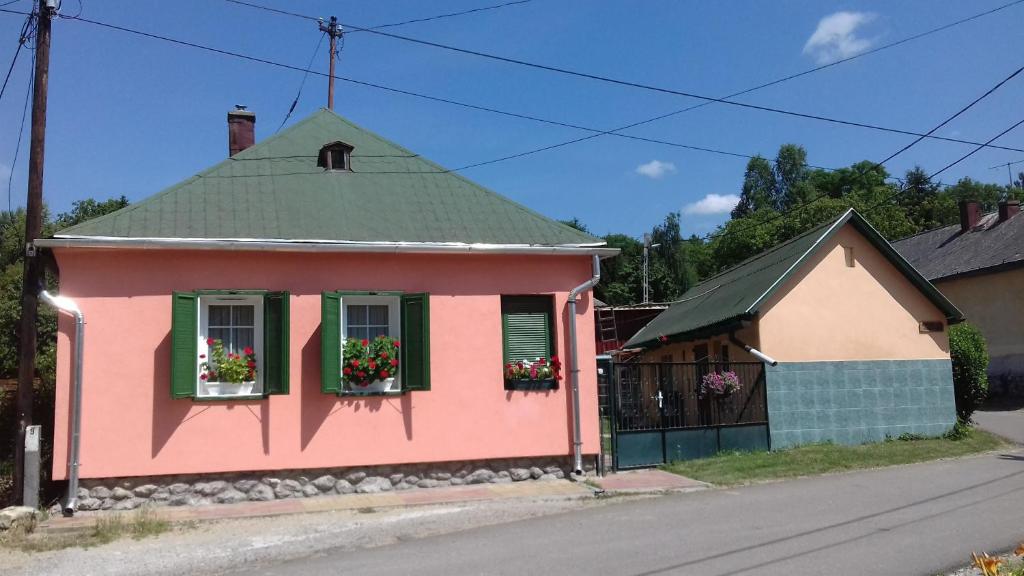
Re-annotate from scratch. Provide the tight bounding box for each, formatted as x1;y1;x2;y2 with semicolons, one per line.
626;209;963;448
894;199;1024;396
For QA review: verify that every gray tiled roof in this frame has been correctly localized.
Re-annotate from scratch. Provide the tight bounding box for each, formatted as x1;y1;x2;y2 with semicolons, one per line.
892;211;1024;281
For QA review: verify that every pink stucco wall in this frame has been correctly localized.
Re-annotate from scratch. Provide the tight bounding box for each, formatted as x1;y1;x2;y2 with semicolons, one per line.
50;249;601;480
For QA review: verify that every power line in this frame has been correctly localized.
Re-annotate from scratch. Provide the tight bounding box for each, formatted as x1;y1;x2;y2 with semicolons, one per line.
329;16;1024;153
277;30;325;132
6;42;32;212
0;9;34;103
24;8;977;177
349;0;534;31
409;0;1024;171
700;63;1024;244
216;0;1024;156
222;0;534;31
4;5;1017;169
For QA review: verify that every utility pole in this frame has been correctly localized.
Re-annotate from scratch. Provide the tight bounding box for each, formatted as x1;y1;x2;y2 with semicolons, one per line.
642;234;661;304
14;0;54;505
318;16;341;110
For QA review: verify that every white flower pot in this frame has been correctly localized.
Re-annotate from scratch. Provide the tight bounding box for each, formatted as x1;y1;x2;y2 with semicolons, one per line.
351;377;398;394
203;381;256;397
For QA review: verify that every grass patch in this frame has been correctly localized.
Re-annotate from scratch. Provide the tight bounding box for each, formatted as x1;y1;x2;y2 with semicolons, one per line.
662;427;1004;486
0;506;172;553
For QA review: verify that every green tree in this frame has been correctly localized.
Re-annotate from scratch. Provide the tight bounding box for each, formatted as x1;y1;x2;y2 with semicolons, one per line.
54;196;129;230
731;156;775;218
949;322;989;422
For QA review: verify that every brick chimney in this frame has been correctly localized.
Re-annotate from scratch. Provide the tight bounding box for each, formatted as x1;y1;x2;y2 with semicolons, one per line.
228;105;255;156
958;200;981;233
998;199;1020;222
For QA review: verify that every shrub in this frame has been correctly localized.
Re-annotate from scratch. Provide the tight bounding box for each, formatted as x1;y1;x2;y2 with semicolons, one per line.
949;322;989;422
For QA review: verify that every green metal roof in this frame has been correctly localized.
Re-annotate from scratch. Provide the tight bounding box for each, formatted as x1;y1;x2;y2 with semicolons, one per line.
625;209;962;349
55;109;603;248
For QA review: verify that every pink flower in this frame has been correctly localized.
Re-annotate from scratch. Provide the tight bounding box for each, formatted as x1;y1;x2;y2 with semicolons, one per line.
199;354;206;359
243;346;254;356
206;337;215;346
361;339;369;346
380;370;390;378
390;359;398;367
200;373;208;381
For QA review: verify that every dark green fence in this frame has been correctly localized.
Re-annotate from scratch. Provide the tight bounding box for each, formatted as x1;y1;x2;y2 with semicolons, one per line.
611;362;769;469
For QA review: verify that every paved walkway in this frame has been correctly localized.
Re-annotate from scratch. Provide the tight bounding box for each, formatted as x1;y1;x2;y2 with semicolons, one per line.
244;448;1024;576
975;402;1024;444
593;468;708;492
41;480;592;532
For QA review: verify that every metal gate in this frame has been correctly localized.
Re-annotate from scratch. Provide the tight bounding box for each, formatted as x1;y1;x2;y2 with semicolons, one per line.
610;361;770;469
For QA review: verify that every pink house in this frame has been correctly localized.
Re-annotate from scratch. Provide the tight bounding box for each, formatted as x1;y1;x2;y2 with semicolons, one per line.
37;108;617;513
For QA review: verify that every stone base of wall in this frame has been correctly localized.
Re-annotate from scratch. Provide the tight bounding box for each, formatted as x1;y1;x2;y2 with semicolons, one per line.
73;456;597;511
767;360;957;450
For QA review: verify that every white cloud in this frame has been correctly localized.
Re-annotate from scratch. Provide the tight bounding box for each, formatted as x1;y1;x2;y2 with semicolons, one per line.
803;11;877;65
635;160;677;179
683;194;740;216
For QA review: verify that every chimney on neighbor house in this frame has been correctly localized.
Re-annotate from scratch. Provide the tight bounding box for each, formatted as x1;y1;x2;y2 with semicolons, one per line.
958;200;981;233
228;105;255;156
998;199;1021;222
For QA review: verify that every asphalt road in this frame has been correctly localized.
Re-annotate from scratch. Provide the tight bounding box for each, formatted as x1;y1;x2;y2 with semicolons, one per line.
244;448;1024;576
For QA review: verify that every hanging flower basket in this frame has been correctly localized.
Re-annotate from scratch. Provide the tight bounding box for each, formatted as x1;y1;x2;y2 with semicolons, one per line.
342;336;401;393
199;338;257;397
699;370;741;399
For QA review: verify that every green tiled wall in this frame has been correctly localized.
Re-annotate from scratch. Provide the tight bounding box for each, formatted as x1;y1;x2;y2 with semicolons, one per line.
766;360;956;449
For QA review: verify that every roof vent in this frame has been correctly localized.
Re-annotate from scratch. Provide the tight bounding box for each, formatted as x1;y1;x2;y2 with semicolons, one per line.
998;199;1020;222
318;141;353;171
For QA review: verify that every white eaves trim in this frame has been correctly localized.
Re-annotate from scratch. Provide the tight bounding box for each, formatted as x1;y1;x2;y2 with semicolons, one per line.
37;235;620;257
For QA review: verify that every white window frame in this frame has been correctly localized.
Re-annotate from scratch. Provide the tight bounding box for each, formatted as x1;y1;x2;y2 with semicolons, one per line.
339;294;401;388
196;294;264;398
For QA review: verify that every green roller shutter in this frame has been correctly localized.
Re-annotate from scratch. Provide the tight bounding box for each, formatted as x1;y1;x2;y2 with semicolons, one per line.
400;293;430;391
263;291;290;395
170;291;198;399
501;296;553;364
321;291;342;394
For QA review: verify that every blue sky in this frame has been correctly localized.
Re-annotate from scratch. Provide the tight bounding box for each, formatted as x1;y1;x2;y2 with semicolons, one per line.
0;0;1021;238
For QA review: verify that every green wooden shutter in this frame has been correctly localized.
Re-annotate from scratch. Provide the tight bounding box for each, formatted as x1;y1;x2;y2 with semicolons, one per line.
263;291;290;395
503;313;551;363
501;296;553;364
400;293;430;391
321;291;342;394
170;291;198;399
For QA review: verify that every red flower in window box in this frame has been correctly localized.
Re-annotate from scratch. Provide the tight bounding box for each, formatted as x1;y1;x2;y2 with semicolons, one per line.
199;338;257;385
504;356;561;383
341;335;401;391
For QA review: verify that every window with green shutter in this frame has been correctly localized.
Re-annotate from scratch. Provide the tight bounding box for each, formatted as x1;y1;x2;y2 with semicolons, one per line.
501;295;558;390
321;291;431;395
170;290;290;400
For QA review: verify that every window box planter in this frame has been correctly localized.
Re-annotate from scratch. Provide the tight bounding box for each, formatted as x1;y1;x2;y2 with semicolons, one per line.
504;378;558;391
348;377;399;394
202;380;256;397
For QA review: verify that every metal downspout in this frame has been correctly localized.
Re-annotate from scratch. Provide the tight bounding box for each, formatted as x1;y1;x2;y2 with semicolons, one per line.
568;255;601;475
39;290;84;516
